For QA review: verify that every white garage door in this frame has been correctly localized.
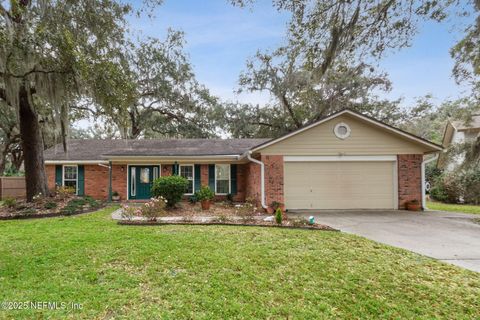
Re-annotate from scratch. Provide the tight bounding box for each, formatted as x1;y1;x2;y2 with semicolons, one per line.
284;161;396;210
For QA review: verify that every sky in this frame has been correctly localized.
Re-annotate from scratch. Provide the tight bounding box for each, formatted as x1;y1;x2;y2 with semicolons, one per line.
127;0;473;108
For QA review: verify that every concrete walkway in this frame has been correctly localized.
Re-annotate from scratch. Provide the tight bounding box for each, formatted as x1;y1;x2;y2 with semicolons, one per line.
289;209;480;273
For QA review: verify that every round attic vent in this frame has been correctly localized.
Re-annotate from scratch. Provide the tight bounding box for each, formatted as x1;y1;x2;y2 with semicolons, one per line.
334;122;351;140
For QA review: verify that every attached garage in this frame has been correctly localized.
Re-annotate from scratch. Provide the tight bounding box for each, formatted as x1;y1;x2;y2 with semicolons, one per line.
284;157;397;210
250;109;444;211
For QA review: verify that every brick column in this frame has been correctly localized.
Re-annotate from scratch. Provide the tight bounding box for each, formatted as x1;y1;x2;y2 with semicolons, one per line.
111;164;127;201
200;164;209;187
397;154;423;209
262;155;284;209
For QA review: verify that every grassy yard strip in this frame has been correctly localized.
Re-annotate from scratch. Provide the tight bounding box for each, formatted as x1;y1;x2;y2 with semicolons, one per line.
427;200;480;214
0;206;479;319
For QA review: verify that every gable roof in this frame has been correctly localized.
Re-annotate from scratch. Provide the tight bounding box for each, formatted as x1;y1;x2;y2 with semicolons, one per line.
450;115;480;131
44;139;269;161
250;109;443;153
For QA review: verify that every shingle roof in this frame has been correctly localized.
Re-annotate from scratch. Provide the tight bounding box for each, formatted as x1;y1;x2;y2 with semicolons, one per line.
451;115;480;131
43;139;270;161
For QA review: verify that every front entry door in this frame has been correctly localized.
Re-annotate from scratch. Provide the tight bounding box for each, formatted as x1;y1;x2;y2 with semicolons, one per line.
128;166;159;200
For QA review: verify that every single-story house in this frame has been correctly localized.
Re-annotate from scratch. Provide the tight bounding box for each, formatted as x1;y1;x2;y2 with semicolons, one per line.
44;109;443;210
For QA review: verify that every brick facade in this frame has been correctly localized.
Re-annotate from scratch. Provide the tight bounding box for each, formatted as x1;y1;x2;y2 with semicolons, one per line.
262;155;284;209
45;163;246;202
397;154;423;209
245;158;261;205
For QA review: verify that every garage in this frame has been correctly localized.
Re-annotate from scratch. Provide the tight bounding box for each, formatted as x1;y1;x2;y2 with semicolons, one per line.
284;158;397;210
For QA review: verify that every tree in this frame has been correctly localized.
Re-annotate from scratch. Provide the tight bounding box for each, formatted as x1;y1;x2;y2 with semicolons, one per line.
229;0;454;135
0;101;21;174
0;0;135;200
113;32;221;139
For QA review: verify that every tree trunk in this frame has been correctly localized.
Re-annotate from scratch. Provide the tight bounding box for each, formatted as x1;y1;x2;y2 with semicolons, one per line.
18;83;48;201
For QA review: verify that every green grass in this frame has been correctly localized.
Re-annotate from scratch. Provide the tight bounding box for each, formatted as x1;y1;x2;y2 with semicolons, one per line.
0;207;479;319
427;200;480;214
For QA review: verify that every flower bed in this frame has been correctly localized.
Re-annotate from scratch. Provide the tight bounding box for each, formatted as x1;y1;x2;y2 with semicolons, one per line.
0;188;103;220
118;199;335;231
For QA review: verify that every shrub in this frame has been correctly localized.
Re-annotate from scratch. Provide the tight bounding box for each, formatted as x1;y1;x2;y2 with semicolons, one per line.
3;197;16;209
430;184;449;202
290;217;309;227
195;186;214;201
141;197;167;220
151;176;188;208
460;167;480;205
431;172;463;203
44;201;58;210
112;191;119;197
275;208;282;225
57;186;75;198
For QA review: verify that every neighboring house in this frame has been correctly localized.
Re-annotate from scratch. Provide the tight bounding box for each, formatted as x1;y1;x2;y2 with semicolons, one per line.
437;115;480;171
44;109;442;210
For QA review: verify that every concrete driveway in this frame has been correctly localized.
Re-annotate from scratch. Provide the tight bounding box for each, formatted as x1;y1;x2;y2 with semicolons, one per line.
289;210;480;272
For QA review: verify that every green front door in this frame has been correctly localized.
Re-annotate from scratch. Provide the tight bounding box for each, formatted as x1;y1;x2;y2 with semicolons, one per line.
128;166;159;200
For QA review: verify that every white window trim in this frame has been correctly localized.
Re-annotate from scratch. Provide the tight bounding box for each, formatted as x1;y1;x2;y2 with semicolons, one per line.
179;164;195;195
215;164;231;195
62;164;78;196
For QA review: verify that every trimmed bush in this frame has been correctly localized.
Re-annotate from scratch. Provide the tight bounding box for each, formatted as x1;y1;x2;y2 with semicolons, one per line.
461;167;480;205
151;175;189;208
195;186;214;201
3;197;16;209
44;201;58;210
275;208;282;225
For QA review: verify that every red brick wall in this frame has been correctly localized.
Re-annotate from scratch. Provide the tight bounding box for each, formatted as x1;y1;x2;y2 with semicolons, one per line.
162;165;172;176
245;159;261;205
398;154;423;209
46;165;56;194
262;155;284;209
84;165;109;199
200;164;209;187
112;165;127;200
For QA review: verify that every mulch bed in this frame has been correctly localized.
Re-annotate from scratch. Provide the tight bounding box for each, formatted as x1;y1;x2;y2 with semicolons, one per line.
118;219;337;231
0;204;106;220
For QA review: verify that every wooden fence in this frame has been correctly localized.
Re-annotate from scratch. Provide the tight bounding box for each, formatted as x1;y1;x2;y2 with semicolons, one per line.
0;177;26;200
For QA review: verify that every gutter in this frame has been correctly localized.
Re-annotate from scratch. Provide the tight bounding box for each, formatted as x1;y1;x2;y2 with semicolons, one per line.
422;153;439;210
242;151;267;209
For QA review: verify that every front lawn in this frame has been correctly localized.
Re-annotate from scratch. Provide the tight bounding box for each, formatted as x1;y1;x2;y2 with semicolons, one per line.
0;207;479;319
427;200;480;215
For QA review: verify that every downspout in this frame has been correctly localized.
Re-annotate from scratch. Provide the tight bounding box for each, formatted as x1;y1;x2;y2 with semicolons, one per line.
422;154;439;210
245;151;267;209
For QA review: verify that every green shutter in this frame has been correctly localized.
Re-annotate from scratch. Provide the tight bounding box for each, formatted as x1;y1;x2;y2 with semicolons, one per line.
230;164;237;195
208;164;215;191
55;165;62;187
194;164;201;193
172;164;178;175
77;165;85;196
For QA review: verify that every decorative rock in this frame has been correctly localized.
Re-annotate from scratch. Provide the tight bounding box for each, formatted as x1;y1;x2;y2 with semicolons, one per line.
263;216;274;222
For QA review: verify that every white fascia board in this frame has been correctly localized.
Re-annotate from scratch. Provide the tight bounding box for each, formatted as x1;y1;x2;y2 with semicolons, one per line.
284;155;397;162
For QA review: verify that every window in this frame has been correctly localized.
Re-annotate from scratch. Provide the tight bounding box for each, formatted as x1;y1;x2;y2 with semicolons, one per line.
334;122;351;140
180;165;194;194
140;168;150;183
215;164;230;194
130;167;136;197
63;165;78;193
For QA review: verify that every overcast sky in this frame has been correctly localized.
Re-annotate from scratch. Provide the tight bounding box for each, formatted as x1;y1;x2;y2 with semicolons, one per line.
125;1;475;109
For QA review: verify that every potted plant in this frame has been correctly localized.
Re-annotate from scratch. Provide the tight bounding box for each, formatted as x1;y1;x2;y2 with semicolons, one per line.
195;186;215;210
406;199;421;211
112;191;120;202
